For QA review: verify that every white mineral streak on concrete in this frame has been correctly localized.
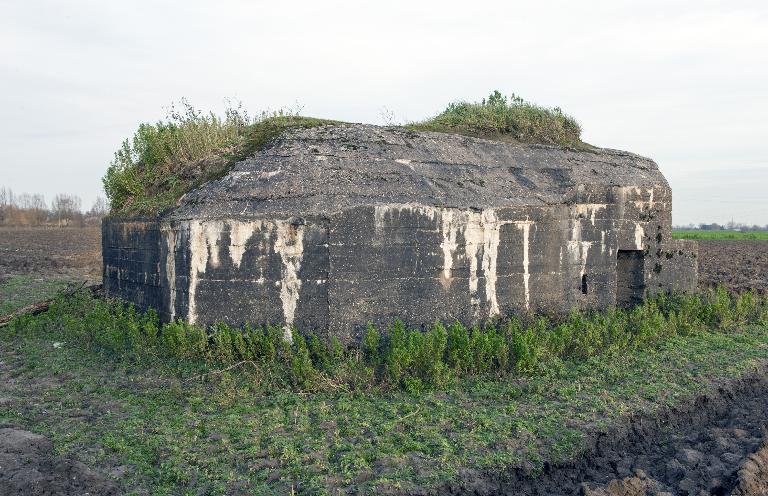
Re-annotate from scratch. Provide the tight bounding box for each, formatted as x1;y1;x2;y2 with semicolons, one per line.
574;204;607;227
616;187;626;218
374;204;439;239
203;221;224;269
600;230;606;255
633;188;657;210
567;216;592;290
395;158;412;165
374;204;439;224
635;223;645;249
164;228;177;321
373;206;388;238
188;220;222;324
438;207;502;314
274;222;305;342
228;220;262;268
514;220;534;311
376;204;516;318
462;209;504;318
463;211;484;314
566;240;592;285
617;186;642;217
480;210;501;317
258;169;281;180
439;210;460;289
579;243;591;282
570;213;582;241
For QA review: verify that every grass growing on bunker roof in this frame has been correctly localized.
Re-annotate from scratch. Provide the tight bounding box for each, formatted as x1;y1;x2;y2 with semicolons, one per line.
103;92;585;216
409;90;584;148
103;100;337;216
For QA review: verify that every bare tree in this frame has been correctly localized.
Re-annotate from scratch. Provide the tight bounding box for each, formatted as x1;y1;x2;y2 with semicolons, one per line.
0;187;11;207
87;196;109;217
0;187;8;224
51;194;83;227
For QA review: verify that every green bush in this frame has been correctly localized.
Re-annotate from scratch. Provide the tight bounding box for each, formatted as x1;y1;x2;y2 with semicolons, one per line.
6;288;766;393
410;90;583;147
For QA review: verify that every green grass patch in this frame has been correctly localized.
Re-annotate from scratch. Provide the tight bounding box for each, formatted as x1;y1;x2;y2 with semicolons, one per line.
1;293;767;494
6;288;767;394
409;90;584;148
0;275;71;315
672;230;768;240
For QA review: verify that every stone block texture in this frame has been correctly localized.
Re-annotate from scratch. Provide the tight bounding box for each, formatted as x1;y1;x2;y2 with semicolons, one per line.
103;124;698;343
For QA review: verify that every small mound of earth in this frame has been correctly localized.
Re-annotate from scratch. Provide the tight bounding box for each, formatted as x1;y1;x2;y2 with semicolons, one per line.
581;469;672;496
0;427;120;496
732;439;768;496
581;424;768;496
584;436;768;496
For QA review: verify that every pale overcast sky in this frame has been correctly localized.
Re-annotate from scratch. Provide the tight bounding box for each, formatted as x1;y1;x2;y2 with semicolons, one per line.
1;0;766;225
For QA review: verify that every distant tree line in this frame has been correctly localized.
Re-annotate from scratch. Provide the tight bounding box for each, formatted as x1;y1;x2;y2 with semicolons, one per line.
673;222;768;232
0;187;108;227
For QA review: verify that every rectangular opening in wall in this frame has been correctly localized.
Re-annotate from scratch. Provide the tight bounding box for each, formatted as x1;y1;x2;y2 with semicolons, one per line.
616;250;645;308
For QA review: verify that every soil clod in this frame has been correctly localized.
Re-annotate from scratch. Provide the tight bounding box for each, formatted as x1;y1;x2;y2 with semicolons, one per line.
0;427;120;496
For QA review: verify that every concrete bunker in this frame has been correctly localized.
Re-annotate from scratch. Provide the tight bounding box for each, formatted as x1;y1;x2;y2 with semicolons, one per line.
103;123;698;344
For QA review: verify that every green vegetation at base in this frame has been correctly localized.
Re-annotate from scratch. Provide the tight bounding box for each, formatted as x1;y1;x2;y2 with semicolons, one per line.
0;275;71;315
6;288;766;393
409;90;584;148
103;101;337;216
1;290;767;494
673;230;768;240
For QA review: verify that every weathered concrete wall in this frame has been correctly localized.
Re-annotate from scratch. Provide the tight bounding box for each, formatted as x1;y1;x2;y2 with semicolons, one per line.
161;218;330;339
102;124;698;343
324;185;697;341
646;239;698;296
102;218;163;314
103;187;697;343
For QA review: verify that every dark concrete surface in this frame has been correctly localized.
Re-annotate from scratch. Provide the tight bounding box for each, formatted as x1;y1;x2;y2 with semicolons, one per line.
103;124;697;342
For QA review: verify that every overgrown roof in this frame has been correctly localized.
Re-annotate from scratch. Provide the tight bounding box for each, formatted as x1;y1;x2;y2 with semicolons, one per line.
167;123;664;221
103;92;592;217
409;90;583;148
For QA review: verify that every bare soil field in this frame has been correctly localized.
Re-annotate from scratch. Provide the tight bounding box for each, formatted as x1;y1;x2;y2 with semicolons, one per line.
0;227;101;314
0;226;101;283
698;240;768;295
